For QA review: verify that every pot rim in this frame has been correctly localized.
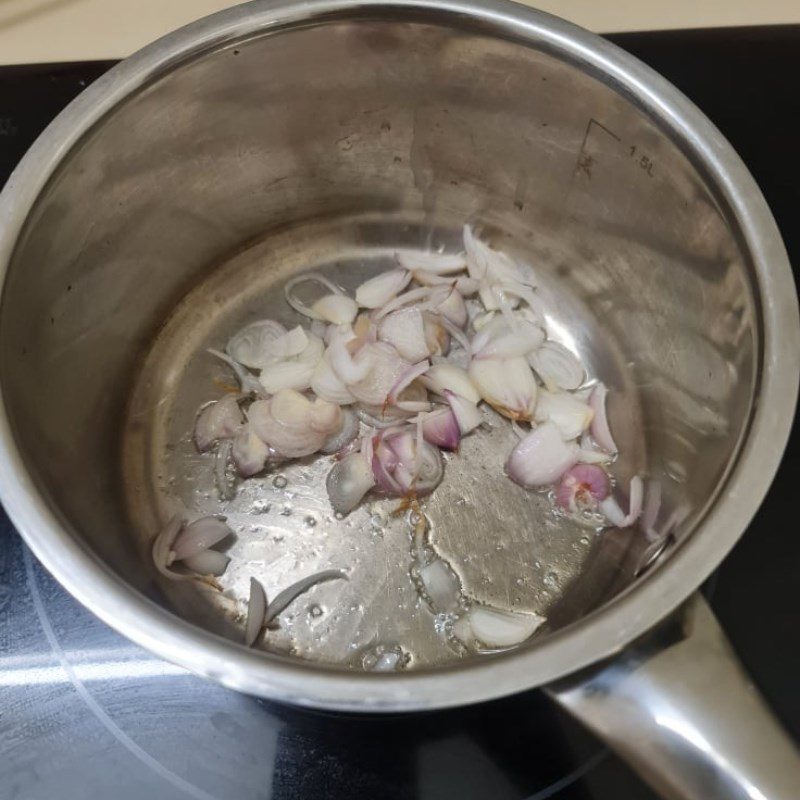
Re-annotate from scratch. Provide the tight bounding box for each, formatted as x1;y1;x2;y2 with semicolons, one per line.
0;0;797;711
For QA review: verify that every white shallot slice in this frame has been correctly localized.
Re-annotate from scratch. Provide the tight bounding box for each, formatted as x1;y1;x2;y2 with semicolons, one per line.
181;549;230;577
378;306;431;362
311;293;358;325
600;475;644;528
465;605;546;648
534;390;593;441
420;407;460;450
420;363;480;404
355;269;411;308
386;361;429;406
245;577;267;646
588;382;618;453
326;451;375;514
395;251;466;274
264;570;348;625
258;360;316;394
469;356;537;420
444;390;482;434
422;312;450;357
506;421;579;487
248;394;327;458
151;515;186;579
373;286;433;321
413;270;479;295
309;398;342;434
427;285;468;327
172;516;232;561
471;318;545;360
463;225;526;285
248;325;309;368
320;407;359;454
226;319;287;368
194;395;243;452
438;315;471;355
529;341;585;391
418;559;462;613
311;350;356;405
207;348;263;395
232;425;269;477
348;342;410;406
284;273;350;321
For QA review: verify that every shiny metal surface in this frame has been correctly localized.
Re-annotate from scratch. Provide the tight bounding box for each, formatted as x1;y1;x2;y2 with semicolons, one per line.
548;593;800;800
123;214;641;665
0;3;798;792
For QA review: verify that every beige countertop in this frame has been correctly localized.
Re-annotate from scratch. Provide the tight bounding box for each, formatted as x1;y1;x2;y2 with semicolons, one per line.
1;0;798;64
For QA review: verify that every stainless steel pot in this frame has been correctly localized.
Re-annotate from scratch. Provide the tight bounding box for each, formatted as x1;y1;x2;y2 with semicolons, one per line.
0;2;798;798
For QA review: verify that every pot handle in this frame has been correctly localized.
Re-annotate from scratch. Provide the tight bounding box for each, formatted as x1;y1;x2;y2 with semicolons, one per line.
545;592;800;800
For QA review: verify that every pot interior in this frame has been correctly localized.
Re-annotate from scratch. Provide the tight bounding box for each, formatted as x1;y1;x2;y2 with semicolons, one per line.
0;12;757;671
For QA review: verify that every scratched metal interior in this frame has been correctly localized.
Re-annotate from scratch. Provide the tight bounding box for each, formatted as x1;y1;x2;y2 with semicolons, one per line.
1;19;753;670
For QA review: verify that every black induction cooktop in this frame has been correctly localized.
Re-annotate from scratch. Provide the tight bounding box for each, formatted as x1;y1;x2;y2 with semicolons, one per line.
1;25;798;800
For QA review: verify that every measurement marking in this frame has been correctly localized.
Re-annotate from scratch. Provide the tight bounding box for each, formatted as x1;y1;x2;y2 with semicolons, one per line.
574;118;621;179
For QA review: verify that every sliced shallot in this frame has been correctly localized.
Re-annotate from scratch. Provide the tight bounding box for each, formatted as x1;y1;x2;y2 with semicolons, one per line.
284;273;350;321
319;408;359;455
232;425;269;477
535;390;593;441
589;383;618;453
421;363;480;404
444;390;482;434
555;464;611;512
258;333;324;394
263;570;348;624
469;356;537;420
207;348;263;395
421;407;461;450
428;285;468;327
249;392;334;458
172;516;232;561
529;340;585;391
151;515;186;579
226;319;287;369
413;270;479;295
471;316;544;361
245;577;267;646
395;251;466;274
194;395;242;452
181;549;230;577
348;342;410;406
506;421;579;487
378;307;431;362
311;294;358;325
311;351;356;405
465;605;545;648
328;327;375;384
356;269;411;308
372;286;433;321
386;361;429;406
326;450;376;514
600;475;644;528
